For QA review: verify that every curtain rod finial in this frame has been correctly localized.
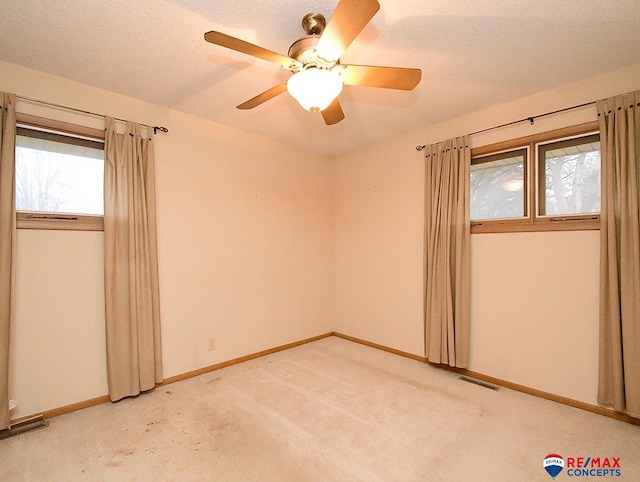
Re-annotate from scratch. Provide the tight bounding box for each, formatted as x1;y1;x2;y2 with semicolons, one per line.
153;126;169;135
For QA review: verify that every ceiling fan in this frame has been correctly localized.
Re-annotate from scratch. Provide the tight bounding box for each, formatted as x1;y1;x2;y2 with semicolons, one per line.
204;0;421;125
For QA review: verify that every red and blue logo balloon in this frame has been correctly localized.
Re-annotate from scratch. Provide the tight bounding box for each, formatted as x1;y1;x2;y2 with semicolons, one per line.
543;454;565;479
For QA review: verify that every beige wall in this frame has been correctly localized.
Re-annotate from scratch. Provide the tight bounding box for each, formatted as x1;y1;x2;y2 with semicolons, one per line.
2;61;332;419
331;140;425;355
12;230;107;415
470;231;599;403
3;58;640;419
331;63;640;405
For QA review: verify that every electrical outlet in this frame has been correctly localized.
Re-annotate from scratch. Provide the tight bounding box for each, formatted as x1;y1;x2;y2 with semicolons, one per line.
207;337;216;351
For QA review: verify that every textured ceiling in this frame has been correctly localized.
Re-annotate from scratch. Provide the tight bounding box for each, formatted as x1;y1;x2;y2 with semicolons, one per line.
1;0;640;156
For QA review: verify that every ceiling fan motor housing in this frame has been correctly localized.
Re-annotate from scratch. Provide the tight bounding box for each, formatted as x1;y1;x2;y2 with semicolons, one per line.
288;13;335;69
288;36;323;66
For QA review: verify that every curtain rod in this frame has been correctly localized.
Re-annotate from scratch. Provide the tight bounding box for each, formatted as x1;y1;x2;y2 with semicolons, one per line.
16;95;169;135
415;100;595;151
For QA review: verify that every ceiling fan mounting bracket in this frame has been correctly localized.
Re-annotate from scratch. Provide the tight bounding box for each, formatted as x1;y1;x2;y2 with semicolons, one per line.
301;13;327;36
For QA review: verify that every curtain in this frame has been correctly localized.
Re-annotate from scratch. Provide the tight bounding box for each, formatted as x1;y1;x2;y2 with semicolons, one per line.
104;117;162;402
0;92;16;430
424;136;471;368
597;91;640;418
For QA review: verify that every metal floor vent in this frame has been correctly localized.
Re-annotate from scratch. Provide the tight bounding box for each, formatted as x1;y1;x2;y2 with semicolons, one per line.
459;376;499;391
0;419;48;441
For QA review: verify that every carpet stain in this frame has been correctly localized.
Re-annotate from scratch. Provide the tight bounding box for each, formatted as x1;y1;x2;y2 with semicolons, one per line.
3;337;639;482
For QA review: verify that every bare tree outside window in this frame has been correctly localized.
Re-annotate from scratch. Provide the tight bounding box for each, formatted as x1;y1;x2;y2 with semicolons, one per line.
15;129;104;215
542;140;601;215
16;147;72;212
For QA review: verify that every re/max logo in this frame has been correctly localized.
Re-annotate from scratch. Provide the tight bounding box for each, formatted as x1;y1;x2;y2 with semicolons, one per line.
566;457;621;468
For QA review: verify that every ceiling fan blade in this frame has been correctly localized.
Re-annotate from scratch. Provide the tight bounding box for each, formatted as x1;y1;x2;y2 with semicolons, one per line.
340;65;422;90
236;81;289;110
321;98;345;125
204;31;301;70
315;0;380;63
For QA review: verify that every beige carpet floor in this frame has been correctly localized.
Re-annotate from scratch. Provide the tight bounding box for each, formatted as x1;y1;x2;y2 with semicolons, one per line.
1;336;639;481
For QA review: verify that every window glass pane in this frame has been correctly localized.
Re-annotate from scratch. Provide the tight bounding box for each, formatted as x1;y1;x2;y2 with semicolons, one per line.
16;128;104;215
540;135;600;216
470;150;526;220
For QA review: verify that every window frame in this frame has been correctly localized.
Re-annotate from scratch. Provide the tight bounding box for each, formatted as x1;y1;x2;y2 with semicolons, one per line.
470;121;600;234
15;113;105;232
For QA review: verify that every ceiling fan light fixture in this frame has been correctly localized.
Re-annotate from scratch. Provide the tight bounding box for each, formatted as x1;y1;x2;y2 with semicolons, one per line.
287;68;343;113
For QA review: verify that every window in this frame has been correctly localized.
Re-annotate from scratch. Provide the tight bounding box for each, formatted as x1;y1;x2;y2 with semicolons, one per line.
538;134;600;217
470;123;600;233
470;149;527;221
15;124;105;231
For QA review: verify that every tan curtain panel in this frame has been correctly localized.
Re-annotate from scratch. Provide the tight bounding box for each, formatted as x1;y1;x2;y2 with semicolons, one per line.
0;92;17;430
104;117;162;402
597;91;640;418
424;136;471;368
